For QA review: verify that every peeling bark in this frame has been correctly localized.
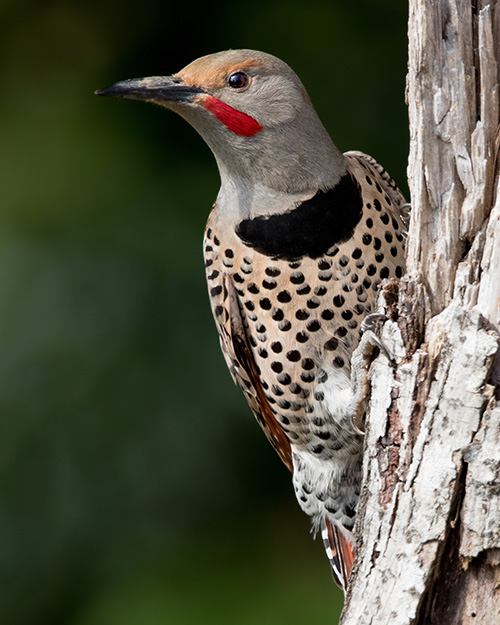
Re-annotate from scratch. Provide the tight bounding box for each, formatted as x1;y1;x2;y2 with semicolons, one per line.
340;1;500;623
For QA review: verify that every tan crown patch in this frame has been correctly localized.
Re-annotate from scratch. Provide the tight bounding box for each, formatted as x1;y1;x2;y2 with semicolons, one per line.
177;58;264;90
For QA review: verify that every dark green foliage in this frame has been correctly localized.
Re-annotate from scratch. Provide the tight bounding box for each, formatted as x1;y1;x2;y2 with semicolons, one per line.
0;1;407;622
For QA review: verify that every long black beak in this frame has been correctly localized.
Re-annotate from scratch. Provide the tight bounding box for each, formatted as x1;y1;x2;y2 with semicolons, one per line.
95;76;204;103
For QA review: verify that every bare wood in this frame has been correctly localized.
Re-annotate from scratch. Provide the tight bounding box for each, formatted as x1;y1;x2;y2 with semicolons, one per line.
340;1;500;623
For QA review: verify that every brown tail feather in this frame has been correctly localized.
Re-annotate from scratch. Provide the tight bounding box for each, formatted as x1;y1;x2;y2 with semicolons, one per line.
321;519;354;592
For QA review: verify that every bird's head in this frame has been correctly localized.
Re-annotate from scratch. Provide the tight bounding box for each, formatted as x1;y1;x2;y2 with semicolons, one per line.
96;50;346;195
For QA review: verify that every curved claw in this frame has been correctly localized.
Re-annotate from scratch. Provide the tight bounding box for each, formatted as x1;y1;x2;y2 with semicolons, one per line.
360;312;387;333
399;202;411;224
350;411;366;436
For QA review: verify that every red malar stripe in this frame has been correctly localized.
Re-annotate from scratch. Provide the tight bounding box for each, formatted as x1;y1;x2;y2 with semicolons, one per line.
203;96;263;137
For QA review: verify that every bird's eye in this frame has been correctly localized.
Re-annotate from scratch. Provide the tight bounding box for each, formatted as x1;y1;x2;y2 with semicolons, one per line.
227;72;250;90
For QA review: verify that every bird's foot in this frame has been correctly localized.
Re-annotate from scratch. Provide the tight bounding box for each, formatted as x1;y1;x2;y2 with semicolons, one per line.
348;313;392;435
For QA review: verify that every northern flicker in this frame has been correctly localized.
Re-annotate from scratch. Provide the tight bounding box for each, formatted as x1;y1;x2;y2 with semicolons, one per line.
96;49;407;590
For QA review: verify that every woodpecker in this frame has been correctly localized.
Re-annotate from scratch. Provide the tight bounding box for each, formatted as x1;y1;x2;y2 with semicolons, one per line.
96;49;406;590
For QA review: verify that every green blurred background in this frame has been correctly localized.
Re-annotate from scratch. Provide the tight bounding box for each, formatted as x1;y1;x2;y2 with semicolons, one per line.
0;1;408;623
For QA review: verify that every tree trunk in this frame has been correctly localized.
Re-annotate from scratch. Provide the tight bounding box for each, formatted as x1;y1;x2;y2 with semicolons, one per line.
340;2;500;623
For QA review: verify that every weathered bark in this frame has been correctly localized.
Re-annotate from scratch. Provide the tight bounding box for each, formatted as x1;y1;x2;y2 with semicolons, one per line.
340;2;500;623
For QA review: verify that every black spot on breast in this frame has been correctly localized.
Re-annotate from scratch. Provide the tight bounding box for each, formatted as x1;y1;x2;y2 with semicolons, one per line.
317;370;328;383
207;270;219;280
306;320;321;332
316;430;331;440
286;350;301;362
324;337;338;351
302;358;315;370
272;309;284;321
266;267;280;277
277;290;292;303
290;272;305;284
296;331;309;343
277;373;291;385
277;399;291;410
235;173;363;260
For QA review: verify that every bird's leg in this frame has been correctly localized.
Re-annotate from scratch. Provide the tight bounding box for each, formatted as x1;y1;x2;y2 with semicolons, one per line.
347;313;392;435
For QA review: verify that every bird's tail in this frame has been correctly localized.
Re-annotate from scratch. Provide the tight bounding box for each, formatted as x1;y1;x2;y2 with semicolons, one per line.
321;518;354;592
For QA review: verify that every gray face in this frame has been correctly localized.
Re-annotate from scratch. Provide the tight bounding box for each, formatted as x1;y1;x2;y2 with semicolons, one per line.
96;49;347;195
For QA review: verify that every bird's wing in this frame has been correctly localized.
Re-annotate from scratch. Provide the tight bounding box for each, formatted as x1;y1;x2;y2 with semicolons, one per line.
344;150;407;210
219;273;293;472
